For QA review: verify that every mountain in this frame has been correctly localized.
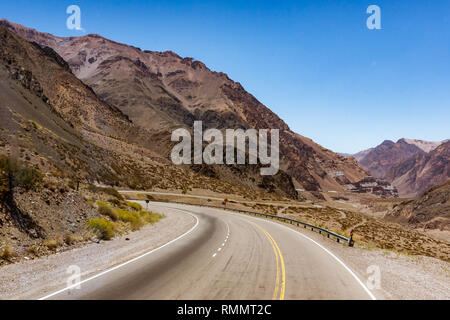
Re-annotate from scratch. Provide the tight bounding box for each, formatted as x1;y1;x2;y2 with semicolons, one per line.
385;141;450;197
0;19;370;196
354;138;449;196
0;23;302;199
358;139;425;178
0;22;309;253
402;138;449;153
352;148;374;162
386;180;450;231
4;20;316;201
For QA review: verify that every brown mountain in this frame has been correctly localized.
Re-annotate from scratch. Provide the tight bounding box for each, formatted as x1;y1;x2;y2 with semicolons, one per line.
0;23;298;198
385;141;450;197
386;180;450;231
358;139;425;179
355;138;449;197
1;22;313;255
0;19;369;196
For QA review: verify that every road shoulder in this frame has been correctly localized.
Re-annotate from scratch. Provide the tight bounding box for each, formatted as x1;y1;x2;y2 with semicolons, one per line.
0;204;196;299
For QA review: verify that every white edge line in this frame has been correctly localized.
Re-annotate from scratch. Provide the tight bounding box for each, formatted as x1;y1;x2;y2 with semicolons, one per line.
38;207;199;300
237;212;377;300
185;204;376;301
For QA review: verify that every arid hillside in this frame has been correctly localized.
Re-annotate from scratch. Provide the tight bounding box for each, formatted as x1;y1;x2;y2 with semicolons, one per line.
0;23;305;260
0;24;298;199
358;139;425;179
355;138;449;197
385;141;450;197
1;19;373;197
386;180;450;231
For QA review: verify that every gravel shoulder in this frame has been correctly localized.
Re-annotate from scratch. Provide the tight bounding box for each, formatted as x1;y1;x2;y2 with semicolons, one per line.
0;202;195;300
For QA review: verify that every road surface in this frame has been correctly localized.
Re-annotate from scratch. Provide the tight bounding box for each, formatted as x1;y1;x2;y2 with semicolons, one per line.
41;202;375;300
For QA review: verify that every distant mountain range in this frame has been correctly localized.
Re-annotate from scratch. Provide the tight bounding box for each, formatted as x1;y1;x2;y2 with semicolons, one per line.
354;138;449;197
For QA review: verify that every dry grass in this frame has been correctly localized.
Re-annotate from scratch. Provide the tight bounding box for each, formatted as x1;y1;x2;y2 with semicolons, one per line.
283;206;450;262
87;218;115;240
0;245;15;261
63;234;82;245
26;245;39;256
44;238;62;250
97;201;119;221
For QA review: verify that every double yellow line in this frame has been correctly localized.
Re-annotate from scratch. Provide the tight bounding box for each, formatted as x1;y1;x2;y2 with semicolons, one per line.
247;220;286;300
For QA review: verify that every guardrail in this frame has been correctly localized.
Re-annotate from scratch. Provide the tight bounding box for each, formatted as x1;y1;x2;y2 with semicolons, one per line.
146;199;352;246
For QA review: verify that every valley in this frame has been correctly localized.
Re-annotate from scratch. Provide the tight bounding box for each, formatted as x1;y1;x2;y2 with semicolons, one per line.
0;17;448;301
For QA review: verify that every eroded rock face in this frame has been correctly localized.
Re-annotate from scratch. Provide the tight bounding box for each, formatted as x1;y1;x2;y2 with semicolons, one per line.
355;138;449;197
385;141;450;197
345;176;398;198
386;180;450;231
358;139;425;179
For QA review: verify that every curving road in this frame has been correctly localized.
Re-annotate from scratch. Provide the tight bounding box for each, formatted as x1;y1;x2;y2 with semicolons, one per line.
41;202;375;300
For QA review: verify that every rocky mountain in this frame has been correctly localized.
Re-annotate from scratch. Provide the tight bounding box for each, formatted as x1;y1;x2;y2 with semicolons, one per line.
345;176;398;198
352;148;374;162
386;180;450;231
1;22;308;255
355;138;449;197
385;141;450;197
0;23;301;199
402;138;448;153
358;139;425;179
0;19;370;197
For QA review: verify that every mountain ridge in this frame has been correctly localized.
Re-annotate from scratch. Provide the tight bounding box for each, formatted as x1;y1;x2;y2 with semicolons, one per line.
354;138;449;196
1;19;373;196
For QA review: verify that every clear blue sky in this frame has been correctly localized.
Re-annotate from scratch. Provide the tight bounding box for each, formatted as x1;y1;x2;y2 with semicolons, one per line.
1;0;449;153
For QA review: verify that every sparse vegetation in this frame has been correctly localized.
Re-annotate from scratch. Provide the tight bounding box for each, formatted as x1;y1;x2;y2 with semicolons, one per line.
0;245;15;261
87;218;115;240
64;234;82;245
26;245;39;256
88;184;124;200
127;201;142;211
97;201;119;221
115;209;143;230
0;155;43;191
44;238;61;250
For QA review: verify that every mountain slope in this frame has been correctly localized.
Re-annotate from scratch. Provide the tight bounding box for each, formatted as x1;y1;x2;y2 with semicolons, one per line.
386;180;450;231
1;23;301;196
0;19;370;196
355;138;449;196
402;138;448;153
385;141;450;197
358;139;425;179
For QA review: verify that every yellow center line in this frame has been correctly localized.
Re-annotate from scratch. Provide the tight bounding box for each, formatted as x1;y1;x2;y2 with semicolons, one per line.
264;229;286;300
246;220;286;300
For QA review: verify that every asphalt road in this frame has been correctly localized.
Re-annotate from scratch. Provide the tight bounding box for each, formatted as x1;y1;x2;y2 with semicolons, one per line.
41;202;375;300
